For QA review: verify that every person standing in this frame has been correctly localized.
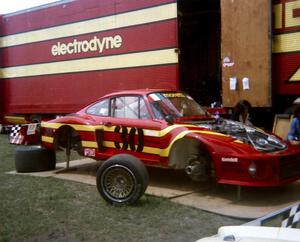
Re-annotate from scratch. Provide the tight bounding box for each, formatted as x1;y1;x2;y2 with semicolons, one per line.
287;105;300;145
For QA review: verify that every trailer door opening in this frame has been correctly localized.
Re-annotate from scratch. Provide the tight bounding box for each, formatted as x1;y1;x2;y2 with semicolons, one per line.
178;0;221;106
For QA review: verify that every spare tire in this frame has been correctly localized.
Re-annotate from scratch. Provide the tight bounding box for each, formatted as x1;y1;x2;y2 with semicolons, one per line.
15;146;56;173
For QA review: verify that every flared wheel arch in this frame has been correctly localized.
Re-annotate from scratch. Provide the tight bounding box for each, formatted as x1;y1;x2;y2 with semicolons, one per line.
52;125;82;155
168;137;214;171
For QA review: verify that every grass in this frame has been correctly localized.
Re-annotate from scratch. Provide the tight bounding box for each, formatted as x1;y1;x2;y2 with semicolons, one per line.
0;134;244;242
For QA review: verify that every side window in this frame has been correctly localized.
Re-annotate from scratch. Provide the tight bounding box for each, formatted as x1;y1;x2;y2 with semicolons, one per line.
86;99;109;116
111;96;150;119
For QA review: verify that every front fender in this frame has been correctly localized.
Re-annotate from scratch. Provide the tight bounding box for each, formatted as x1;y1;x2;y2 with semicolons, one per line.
183;132;257;155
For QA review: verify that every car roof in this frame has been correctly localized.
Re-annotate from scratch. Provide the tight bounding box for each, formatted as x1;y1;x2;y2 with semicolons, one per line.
80;89;180;111
100;88;178;99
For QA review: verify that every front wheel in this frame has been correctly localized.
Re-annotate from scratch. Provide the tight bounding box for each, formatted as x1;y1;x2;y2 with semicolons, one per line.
96;154;149;205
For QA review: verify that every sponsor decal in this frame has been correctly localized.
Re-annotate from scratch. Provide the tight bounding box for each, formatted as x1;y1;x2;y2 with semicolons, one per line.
51;35;123;56
163;93;185;98
27;124;38;135
221;157;238;162
223;57;234;67
84;148;96;157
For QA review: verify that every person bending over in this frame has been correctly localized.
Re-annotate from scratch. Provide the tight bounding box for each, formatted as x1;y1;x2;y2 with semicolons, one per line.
231;100;252;125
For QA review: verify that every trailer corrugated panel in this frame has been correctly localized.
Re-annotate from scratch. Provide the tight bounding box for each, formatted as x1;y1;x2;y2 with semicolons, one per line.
0;0;179;114
272;0;300;96
0;14;4;122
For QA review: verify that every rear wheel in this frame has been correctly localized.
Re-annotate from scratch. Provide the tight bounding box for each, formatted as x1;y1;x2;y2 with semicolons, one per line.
15;146;56;172
96;154;149;205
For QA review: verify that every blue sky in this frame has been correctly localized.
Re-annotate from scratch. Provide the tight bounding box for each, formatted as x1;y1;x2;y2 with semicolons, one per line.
0;0;60;14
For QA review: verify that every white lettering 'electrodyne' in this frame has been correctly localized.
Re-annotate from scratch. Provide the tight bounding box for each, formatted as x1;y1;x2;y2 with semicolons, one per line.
51;35;123;56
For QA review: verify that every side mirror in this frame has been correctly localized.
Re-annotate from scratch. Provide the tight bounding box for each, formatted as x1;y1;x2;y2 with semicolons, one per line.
165;114;175;125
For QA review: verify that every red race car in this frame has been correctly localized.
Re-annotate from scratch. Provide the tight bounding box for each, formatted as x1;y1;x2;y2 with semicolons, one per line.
38;89;300;204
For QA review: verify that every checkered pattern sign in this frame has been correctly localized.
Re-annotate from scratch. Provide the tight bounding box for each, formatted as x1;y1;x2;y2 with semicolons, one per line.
10;125;21;137
245;203;300;228
281;204;300;228
9;125;24;144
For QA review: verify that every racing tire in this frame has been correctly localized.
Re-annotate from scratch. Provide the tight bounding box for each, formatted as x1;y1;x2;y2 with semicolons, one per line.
96;154;149;205
15;146;56;173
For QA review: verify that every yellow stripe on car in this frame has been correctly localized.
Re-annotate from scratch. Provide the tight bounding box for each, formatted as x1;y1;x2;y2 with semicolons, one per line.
41;136;54;143
41;122;238;157
81;141;98;148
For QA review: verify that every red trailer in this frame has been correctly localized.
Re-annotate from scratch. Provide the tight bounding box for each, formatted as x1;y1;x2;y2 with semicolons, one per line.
0;0;299;127
0;0;181;125
2;0;300;205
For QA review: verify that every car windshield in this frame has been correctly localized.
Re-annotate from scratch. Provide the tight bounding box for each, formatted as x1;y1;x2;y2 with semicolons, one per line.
147;92;206;119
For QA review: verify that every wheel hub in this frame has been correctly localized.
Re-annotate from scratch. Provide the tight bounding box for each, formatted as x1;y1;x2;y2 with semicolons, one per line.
103;165;135;200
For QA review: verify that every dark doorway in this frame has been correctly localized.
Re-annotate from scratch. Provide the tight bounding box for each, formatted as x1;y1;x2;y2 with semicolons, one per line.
178;0;221;106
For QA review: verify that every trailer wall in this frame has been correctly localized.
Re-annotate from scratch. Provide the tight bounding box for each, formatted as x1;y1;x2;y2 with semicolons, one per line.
272;0;300;96
0;0;179;115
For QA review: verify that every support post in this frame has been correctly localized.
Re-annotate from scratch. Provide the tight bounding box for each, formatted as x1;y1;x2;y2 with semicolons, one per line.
66;134;71;169
237;185;241;201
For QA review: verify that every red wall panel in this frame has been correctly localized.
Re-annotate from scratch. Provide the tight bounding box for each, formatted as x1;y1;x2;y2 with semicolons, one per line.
2;65;178;114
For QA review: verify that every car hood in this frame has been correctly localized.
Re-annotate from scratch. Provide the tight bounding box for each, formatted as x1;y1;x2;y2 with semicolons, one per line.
184;118;287;152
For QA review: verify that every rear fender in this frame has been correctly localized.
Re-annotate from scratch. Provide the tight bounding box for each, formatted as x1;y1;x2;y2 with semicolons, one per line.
50;115;95;125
